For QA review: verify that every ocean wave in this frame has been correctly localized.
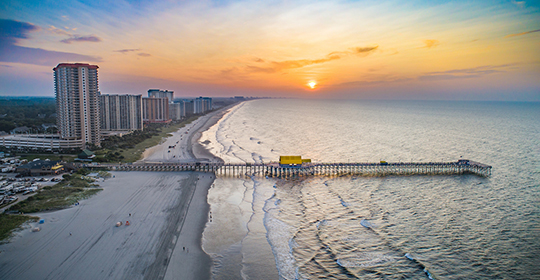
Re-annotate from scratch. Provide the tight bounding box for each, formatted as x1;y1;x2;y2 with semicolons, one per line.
337;252;396;268
263;196;298;280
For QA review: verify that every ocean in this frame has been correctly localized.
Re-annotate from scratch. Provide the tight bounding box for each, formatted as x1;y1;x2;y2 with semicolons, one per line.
199;99;539;279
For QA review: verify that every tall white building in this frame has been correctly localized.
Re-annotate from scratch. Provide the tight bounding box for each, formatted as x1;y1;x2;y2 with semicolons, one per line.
148;89;174;102
54;63;101;147
100;94;143;131
169;101;186;121
142;97;170;123
194;97;212;114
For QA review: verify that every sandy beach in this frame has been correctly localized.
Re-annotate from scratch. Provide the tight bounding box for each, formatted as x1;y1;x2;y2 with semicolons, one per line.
0;105;236;280
140;107;227;164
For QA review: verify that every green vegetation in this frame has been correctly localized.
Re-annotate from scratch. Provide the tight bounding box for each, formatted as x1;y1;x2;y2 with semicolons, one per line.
0;214;39;241
0;97;57;133
94;116;198;162
18;154;77;163
8;174;102;213
97;171;112;178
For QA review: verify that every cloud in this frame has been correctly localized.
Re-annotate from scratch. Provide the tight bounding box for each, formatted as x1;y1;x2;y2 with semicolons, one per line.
114;48;140;53
352;46;379;54
48;25;71;36
273;55;341;69
61;35;102;44
247;56;340;73
221;67;239;75
0;19;101;66
419;64;519;81
337;77;412;87
113;49;150;57
246;45;378;73
505;29;540;38
423;40;440;49
49;26;100;45
254;58;264;63
328;46;379;57
511;1;525;8
0;18;40;44
246;65;278;73
0;46;102;66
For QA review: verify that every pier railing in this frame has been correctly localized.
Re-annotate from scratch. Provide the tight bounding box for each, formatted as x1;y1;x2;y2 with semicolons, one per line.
84;160;492;177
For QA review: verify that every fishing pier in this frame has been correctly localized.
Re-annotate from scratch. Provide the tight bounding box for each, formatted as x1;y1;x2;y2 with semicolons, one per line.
86;159;492;177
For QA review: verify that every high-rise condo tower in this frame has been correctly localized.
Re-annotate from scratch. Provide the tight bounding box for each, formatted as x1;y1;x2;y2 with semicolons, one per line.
54;63;101;147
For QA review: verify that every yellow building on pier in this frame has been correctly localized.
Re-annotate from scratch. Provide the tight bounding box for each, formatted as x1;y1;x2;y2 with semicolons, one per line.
279;156;311;165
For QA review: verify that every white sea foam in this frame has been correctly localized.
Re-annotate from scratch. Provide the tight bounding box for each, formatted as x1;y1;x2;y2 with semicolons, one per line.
337;252;396;268
263;197;298;280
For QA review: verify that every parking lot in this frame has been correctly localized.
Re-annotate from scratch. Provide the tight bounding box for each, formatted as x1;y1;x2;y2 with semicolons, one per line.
0;173;63;212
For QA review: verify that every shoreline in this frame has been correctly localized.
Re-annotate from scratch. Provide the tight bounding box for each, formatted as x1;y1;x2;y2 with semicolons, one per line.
138;105;234;164
162;104;237;279
0;103;239;280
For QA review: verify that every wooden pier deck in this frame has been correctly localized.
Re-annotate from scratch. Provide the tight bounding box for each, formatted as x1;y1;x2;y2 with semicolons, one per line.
84;160;492;177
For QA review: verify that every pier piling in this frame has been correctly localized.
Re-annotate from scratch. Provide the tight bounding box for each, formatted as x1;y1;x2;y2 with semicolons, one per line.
87;160;491;178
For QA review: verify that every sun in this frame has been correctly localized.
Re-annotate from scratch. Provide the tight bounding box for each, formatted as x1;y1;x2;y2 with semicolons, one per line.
308;81;317;89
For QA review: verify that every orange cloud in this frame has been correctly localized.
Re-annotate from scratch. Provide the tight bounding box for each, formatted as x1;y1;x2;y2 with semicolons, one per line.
423;40;440;49
48;25;70;36
328;46;379;57
247;46;378;73
352;46;379;54
505;29;540;38
419;63;520;80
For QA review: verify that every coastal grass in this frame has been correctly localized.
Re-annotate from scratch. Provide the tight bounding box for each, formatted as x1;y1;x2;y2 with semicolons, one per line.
8;174;102;213
118;116;198;162
0;214;39;241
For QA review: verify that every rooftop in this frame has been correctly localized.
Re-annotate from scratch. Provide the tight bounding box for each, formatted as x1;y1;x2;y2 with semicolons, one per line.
18;160;61;170
53;63;99;71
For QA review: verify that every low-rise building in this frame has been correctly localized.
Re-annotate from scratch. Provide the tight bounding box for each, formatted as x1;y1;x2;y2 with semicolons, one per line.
0;134;83;150
78;149;95;160
16;160;64;176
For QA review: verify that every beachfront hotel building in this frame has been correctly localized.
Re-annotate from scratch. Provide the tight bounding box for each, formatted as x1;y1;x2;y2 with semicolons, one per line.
194;97;212;114
142;97;170;123
184;100;194;115
1;63;101;150
100;94;143;131
55;63;101;146
148;89;174;102
169;101;186;121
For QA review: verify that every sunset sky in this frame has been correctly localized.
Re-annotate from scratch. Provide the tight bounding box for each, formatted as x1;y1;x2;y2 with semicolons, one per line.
1;0;539;100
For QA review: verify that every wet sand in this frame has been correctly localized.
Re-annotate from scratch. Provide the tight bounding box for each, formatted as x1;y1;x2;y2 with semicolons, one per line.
0;105;237;280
